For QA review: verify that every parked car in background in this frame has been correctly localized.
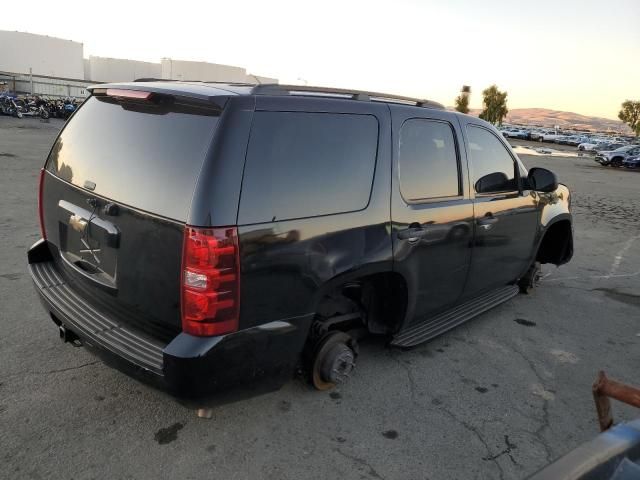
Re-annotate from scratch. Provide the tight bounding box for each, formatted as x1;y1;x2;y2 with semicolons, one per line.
556;135;581;145
594;143;626;153
578;140;608;151
596;145;640;167
539;131;561;142
502;128;529;140
566;136;590;146
611;136;629;143
577;142;596;151
530;130;545;141
622;155;640;169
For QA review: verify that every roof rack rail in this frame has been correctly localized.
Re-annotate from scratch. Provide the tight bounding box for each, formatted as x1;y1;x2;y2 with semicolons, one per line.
251;84;444;109
133;78;177;82
134;78;256;87
201;80;256;86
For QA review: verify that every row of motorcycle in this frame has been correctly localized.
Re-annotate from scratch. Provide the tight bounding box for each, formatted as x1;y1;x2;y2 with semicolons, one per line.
0;94;81;119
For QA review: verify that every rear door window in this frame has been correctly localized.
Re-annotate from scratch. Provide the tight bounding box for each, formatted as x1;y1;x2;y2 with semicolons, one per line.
398;119;460;201
238;111;379;224
46;95;219;221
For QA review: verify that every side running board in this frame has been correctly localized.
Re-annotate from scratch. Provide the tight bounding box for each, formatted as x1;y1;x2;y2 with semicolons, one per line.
391;285;519;348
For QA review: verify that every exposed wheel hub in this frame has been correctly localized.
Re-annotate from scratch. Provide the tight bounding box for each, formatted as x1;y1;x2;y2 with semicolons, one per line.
320;344;355;384
311;331;357;390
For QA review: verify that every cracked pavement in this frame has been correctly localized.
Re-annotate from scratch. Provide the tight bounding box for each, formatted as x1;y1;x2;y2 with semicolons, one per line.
1;119;639;479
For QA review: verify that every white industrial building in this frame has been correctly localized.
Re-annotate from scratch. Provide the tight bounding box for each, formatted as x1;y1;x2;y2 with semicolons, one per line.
161;58;247;83
0;30;84;79
0;30;277;97
85;56;162;83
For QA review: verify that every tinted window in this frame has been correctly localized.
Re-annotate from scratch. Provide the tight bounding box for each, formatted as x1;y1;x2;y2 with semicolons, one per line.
399;119;460;200
467;125;518;193
239;112;378;224
47;96;219;221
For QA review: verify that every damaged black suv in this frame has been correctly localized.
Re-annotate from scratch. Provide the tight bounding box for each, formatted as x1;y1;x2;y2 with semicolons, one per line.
28;82;573;399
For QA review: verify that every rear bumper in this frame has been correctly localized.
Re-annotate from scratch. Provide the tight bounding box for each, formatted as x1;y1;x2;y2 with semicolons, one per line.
28;239;312;399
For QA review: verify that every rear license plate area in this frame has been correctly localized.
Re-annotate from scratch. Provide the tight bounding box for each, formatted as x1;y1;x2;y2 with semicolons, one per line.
58;200;119;290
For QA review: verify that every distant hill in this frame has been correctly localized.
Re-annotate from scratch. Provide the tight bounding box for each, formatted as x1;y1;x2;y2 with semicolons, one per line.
464;108;631;133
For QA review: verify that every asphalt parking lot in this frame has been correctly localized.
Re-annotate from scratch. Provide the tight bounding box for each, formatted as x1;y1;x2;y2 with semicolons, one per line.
1;117;639;480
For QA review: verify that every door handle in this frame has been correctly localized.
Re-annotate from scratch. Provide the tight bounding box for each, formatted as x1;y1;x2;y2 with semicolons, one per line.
58;200;120;247
397;225;427;241
477;215;499;230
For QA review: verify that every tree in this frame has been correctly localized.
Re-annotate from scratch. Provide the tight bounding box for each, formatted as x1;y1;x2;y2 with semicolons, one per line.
454;85;470;113
618;100;640;136
454;94;469;113
478;85;508;125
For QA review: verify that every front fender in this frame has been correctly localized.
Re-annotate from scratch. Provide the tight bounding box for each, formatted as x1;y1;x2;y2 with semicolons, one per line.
540;183;571;228
533;183;573;265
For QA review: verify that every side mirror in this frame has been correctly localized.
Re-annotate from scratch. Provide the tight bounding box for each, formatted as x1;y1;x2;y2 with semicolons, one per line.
475;171;510;193
527;167;558;192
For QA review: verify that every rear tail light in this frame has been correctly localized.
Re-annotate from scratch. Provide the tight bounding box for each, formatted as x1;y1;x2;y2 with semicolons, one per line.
38;168;47;240
181;226;240;336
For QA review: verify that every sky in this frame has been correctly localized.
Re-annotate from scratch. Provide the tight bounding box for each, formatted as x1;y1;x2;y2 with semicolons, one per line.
2;0;638;119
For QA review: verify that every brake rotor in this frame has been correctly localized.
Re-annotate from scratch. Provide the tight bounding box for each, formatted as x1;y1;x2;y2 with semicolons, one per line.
311;331;357;391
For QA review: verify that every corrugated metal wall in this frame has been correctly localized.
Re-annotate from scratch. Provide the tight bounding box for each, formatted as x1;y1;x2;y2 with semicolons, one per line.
0;71;93;99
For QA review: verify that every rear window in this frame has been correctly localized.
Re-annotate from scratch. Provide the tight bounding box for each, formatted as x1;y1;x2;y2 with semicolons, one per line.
46;95;219;221
238;111;379;224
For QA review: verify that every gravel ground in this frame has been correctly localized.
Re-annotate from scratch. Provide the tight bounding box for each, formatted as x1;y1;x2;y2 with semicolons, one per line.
1;117;639;480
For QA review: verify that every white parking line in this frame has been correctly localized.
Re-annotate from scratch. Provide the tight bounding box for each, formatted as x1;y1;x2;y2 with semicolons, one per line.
605;234;640;279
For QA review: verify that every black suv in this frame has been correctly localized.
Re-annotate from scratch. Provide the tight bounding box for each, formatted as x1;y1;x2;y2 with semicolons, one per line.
28;82;573;398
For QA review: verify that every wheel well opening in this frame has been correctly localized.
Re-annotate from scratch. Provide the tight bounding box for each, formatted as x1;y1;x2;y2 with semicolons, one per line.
537;220;573;265
313;272;408;336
